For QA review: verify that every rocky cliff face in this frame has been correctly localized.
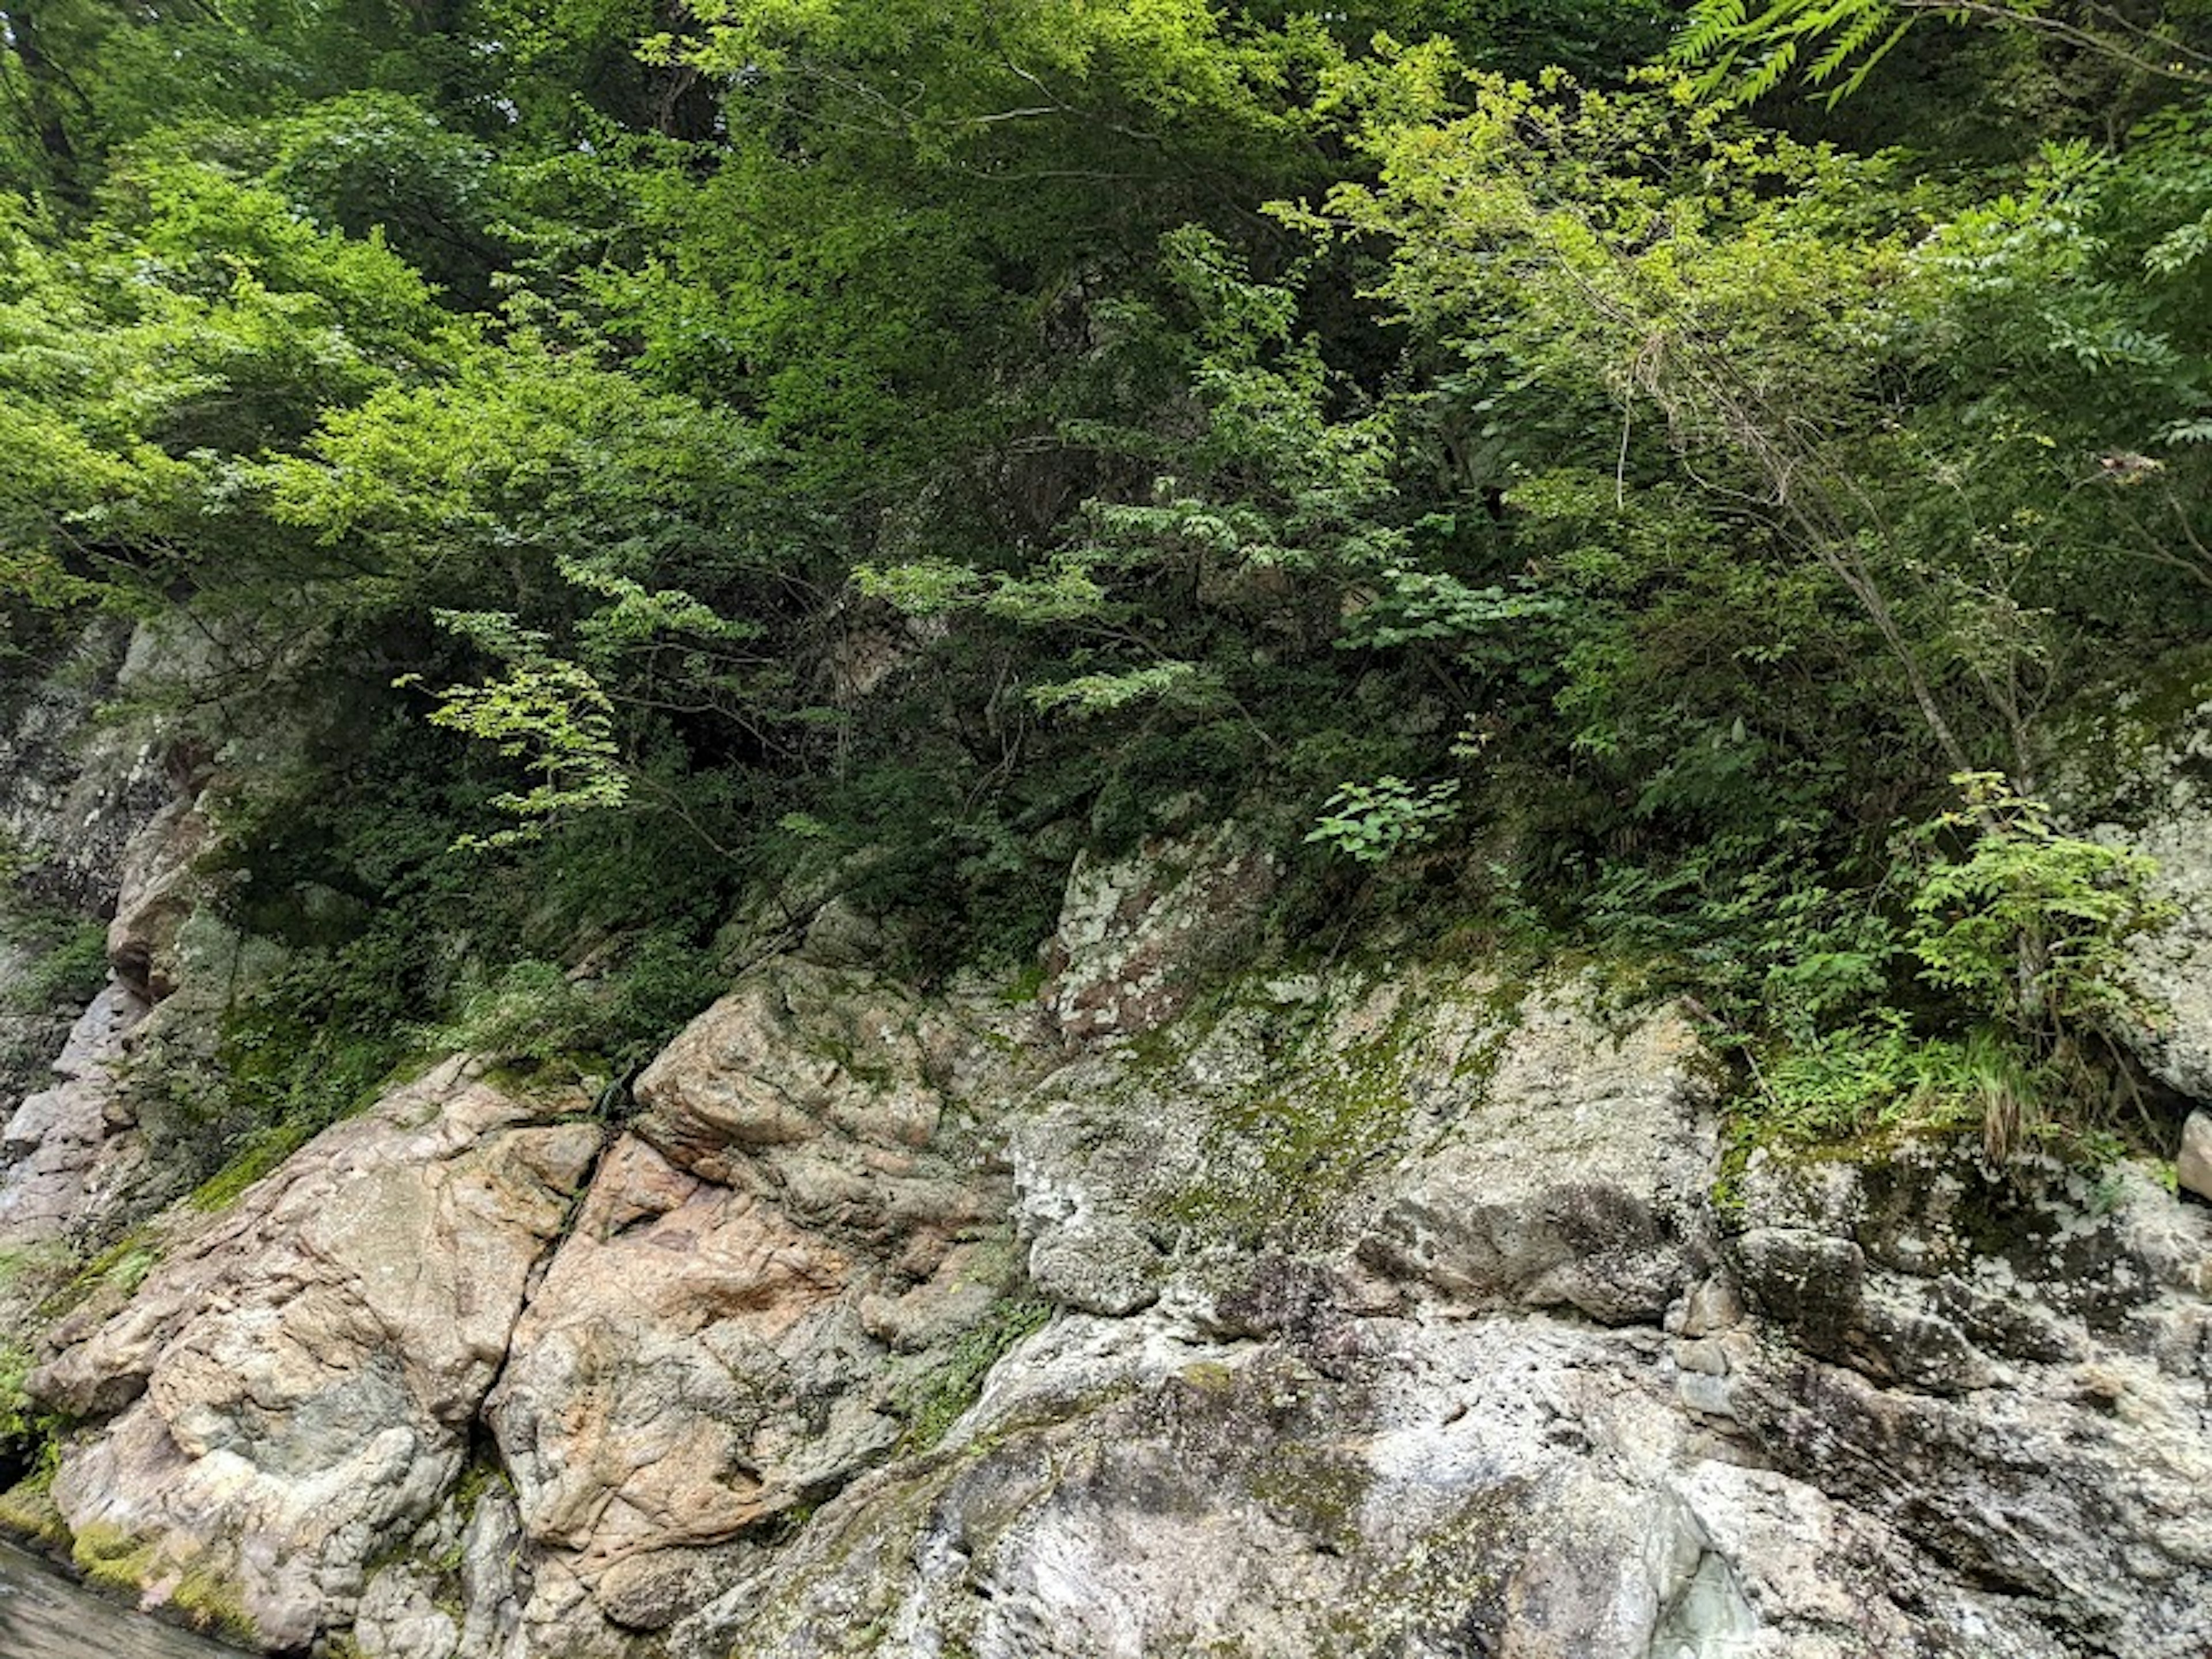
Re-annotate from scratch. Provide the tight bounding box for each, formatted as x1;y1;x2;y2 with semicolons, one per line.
0;620;297;1264
2;756;2209;1657
0;626;174;1255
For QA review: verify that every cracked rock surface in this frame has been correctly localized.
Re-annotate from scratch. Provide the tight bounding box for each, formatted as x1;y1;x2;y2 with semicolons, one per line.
12;828;2211;1659
32;1060;602;1650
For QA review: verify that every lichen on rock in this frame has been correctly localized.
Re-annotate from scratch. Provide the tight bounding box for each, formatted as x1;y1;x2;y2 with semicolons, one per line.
5;838;2210;1659
27;1058;603;1650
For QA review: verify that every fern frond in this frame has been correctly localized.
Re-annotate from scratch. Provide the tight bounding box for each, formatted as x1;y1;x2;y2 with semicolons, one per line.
1807;3;1891;84
1829;18;1914;103
1739;39;1801;100
1673;0;1752;60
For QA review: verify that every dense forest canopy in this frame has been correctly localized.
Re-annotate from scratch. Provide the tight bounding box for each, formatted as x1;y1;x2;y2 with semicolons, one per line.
3;0;2210;1169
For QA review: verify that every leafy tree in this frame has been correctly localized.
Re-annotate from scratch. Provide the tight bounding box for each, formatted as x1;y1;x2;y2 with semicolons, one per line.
1674;0;2212;107
1;0;2204;1179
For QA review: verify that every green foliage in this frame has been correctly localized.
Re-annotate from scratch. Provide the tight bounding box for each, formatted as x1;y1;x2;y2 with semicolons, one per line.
1673;0;1919;106
1309;63;1950;690
187;1124;316;1214
0;0;2205;1196
1906;775;2172;1048
1673;0;2212;109
1307;777;1464;864
1753;1017;2026;1142
406;615;631;847
0;912;108;1017
1029;661;1216;718
892;1296;1054;1453
1730;775;2172;1160
0;1338;34;1451
259;94;508;301
429;960;603;1067
421;931;726;1077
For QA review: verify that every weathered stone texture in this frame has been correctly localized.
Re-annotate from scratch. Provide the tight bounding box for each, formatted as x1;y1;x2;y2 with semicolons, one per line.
16;886;2212;1659
32;1061;601;1650
0;983;150;1245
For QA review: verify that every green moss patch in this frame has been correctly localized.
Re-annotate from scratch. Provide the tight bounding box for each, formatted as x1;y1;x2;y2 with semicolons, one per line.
170;1562;258;1645
71;1521;158;1594
187;1122;315;1213
1156;998;1422;1248
71;1523;259;1645
892;1298;1055;1454
0;1465;70;1550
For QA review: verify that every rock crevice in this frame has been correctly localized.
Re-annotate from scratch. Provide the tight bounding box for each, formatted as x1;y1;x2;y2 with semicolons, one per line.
7;827;2209;1658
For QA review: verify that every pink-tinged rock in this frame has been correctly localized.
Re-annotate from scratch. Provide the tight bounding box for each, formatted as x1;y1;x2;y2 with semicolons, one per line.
32;1059;601;1650
488;1134;859;1565
632;960;966;1182
486;959;1031;1642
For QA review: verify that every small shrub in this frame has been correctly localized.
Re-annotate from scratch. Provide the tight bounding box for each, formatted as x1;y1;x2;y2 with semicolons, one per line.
1756;1016;2017;1142
1905;774;2172;1156
434;959;599;1065
425;930;722;1074
1;919;111;1016
1306;777;1461;865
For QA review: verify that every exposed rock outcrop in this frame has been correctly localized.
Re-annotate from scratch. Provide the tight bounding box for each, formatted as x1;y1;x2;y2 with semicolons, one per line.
1718;1149;2212;1656
2181;1108;2212;1201
1043;819;1277;1041
13;889;2212;1659
668;1304;2082;1659
2070;680;2212;1109
469;959;1039;1652
0;623;173;922
1359;987;1716;1324
0;621;218;1260
0;983;151;1246
103;793;211;1007
31;1060;603;1650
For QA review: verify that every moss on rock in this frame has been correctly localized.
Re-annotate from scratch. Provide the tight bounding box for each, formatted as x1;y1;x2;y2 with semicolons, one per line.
0;1464;70;1550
